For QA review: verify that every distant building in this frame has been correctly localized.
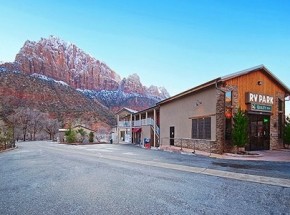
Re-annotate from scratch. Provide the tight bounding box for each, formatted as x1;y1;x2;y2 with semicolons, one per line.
58;125;108;144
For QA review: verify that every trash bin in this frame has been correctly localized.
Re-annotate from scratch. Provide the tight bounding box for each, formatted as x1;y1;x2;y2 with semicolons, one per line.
144;138;151;149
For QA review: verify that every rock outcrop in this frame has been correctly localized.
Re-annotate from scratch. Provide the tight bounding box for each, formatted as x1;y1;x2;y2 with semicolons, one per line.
14;36;121;91
2;36;169;111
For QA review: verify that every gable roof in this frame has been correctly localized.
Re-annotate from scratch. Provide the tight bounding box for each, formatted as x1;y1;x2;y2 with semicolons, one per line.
158;65;290;106
72;125;96;132
116;107;137;115
133;105;159;116
221;64;290;93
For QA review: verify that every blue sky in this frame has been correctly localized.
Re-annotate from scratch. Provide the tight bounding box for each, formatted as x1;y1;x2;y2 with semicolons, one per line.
1;0;290;114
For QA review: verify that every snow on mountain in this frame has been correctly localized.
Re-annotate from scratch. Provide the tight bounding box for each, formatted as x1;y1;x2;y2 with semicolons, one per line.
1;36;170;111
30;73;69;86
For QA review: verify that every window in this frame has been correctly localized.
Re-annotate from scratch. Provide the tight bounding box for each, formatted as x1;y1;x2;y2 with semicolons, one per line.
198;119;204;138
204;118;211;139
192;117;211;140
278;99;283;112
225;91;232;107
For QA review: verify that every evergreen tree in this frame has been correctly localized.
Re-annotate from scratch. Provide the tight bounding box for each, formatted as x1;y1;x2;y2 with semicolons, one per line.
65;127;76;143
232;108;248;148
77;128;87;142
89;132;94;143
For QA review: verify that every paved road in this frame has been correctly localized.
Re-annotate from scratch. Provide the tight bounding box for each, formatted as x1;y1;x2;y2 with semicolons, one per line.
0;141;289;215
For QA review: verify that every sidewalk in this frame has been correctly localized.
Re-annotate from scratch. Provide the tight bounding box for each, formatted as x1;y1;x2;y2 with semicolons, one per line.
159;145;290;162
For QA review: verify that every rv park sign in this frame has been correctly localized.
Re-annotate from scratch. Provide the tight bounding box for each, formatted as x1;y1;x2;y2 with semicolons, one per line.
246;92;274;112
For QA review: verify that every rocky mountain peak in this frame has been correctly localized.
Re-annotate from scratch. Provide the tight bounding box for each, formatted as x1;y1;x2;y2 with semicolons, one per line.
120;73;145;94
147;85;170;99
1;36;170;111
15;36;122;90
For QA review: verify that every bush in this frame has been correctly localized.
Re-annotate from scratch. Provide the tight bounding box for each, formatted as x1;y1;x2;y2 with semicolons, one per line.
77;128;87;142
0;126;14;150
232;108;248;148
89;132;94;143
65;128;76;143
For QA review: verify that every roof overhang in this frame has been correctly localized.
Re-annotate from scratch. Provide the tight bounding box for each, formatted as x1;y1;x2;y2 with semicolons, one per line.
158;65;290;107
221;64;290;95
133;105;159;116
116;107;137;115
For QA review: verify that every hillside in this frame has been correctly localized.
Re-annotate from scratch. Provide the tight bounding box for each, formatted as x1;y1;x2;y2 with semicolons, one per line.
0;69;115;131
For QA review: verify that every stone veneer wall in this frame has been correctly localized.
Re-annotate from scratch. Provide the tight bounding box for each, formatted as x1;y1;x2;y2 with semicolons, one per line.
270;92;285;149
171;138;218;153
215;88;225;154
216;85;238;153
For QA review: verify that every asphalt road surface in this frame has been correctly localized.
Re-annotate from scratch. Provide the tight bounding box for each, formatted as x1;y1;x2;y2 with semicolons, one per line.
1;141;289;215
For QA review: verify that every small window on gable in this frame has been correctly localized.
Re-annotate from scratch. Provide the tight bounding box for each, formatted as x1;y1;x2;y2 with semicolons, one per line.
225;91;232;107
278;99;283;112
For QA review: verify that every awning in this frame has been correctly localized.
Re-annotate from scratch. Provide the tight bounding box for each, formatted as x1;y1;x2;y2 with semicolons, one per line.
132;128;142;133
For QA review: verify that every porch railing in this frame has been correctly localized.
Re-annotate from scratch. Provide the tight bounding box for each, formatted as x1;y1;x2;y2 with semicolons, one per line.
118;118;157;127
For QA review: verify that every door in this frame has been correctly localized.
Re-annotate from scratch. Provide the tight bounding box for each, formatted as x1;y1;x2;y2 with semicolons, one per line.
248;114;270;151
170;126;175;146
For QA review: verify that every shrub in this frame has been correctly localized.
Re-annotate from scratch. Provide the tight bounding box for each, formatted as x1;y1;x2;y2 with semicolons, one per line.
77;128;87;142
65;128;76;143
232;108;248;148
89;132;94;143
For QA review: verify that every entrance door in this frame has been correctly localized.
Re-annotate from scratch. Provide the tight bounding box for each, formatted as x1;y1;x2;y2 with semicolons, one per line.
248;114;270;151
170;126;175;146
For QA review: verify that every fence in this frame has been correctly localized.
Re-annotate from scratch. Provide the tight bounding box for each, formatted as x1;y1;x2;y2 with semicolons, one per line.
160;137;215;155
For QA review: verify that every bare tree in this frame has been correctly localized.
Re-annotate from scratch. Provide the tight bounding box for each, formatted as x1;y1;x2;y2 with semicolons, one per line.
6;111;17;142
0;97;14;119
14;107;32;141
44;118;60;141
27;110;46;141
4;106;61;141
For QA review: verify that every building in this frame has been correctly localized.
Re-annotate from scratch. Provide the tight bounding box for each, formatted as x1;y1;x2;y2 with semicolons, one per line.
115;107;160;147
158;65;290;153
115;65;290;154
114;108;137;143
58;125;108;143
